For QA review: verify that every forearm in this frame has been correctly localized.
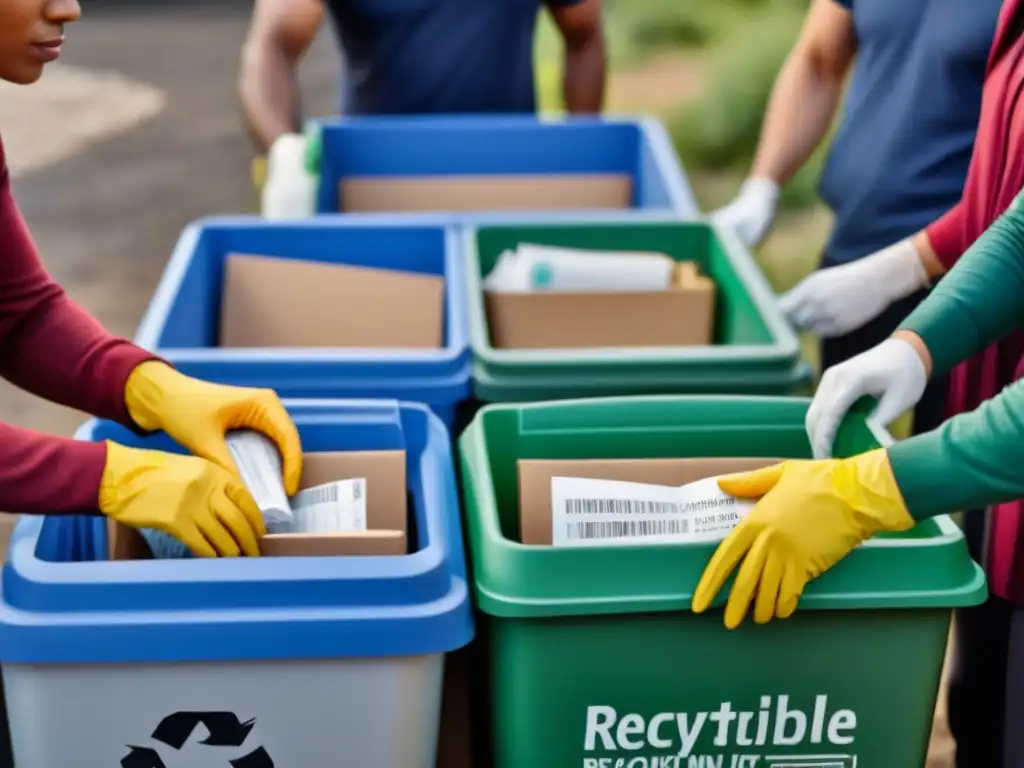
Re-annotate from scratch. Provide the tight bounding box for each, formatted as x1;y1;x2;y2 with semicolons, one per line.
0;423;107;514
899;197;1024;376
239;40;303;153
889;376;1024;520
750;51;845;184
562;31;605;113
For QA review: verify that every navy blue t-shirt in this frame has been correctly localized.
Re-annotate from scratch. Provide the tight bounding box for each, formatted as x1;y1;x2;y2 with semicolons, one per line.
818;0;1001;265
326;0;579;115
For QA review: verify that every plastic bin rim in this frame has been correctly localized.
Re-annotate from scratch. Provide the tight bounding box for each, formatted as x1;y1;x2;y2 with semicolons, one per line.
134;218;468;359
11;400;460;601
461;395;986;616
463;218;800;363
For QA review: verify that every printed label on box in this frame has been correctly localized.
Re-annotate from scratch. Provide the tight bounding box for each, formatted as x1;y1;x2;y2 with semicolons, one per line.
291;478;367;534
551;476;756;547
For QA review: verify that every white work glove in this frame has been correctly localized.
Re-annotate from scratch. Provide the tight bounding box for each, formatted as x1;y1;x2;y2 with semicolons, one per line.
781;239;930;337
261;133;317;220
710;177;780;247
805;337;929;459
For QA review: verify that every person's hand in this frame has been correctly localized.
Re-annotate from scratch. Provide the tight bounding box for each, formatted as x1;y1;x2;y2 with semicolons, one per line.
691;449;915;628
780;239;929;337
709;177;780;247
124;361;302;495
100;441;266;557
260;133;318;219
805;337;928;459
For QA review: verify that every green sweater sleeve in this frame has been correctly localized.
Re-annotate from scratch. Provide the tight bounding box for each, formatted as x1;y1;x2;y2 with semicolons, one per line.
900;191;1024;375
889;376;1024;519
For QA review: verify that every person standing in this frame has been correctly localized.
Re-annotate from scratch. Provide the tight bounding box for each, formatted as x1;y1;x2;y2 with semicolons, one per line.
781;2;1024;763
711;0;1001;444
238;0;606;212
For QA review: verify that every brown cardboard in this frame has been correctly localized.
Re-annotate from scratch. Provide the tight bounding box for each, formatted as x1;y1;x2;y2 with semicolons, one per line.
107;449;409;560
340;174;633;213
517;457;781;545
484;260;715;349
219;253;444;349
259;531;406;556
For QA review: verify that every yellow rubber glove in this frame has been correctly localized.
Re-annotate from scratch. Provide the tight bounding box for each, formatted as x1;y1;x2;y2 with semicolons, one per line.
100;441;265;557
691;448;916;629
124;362;303;495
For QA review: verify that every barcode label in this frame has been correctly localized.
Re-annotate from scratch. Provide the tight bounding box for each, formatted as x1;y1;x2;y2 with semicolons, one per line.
292;478;367;534
550;476;755;547
564;516;691;541
293;482;339;509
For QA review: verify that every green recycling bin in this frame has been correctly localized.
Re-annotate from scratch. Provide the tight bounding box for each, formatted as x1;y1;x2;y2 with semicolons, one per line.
465;219;812;402
459;396;985;768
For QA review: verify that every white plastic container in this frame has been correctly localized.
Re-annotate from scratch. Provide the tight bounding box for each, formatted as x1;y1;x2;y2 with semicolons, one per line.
261;133;318;219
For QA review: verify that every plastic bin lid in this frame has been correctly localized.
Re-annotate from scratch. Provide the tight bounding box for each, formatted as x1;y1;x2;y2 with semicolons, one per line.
0;400;474;664
459;395;987;619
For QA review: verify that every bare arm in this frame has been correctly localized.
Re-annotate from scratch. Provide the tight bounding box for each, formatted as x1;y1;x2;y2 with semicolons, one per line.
239;0;325;153
750;0;856;184
547;0;606;113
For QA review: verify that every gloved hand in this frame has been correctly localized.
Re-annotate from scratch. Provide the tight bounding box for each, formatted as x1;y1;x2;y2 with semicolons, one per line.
124;361;302;495
100;441;265;557
260;132;318;219
780;239;930;337
709;177;780;247
691;449;915;628
805;337;929;459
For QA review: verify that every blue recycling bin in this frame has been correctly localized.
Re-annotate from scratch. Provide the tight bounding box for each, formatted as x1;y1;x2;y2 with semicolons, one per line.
134;217;472;429
312;115;700;218
1;399;473;768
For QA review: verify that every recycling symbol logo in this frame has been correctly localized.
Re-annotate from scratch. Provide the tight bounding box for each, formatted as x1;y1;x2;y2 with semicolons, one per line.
120;712;275;767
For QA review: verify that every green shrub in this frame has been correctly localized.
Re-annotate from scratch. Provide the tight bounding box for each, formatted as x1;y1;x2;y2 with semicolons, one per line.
666;7;821;209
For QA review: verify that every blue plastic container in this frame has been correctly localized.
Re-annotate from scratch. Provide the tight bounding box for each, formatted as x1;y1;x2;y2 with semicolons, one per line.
134;217;472;428
313;115;700;218
1;399;473;767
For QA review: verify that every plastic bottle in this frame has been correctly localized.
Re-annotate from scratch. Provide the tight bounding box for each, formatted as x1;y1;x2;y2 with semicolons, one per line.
261;133;318;219
483;243;676;293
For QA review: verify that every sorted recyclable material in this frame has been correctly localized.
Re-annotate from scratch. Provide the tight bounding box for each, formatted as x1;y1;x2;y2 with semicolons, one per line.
482;243;676;294
228;429;294;527
482;243;716;349
134;450;407;559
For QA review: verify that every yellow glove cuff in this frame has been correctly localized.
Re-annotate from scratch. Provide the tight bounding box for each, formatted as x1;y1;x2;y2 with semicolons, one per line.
836;448;916;534
124;361;188;433
252;155;268;194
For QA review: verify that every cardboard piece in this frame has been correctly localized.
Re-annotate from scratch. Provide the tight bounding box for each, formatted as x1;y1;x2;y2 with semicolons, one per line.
340;174;633;213
220;253;444;349
107;450;409;560
517;457;780;545
484;259;715;350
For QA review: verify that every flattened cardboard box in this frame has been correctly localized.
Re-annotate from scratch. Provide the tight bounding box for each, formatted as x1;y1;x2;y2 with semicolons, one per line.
485;259;715;350
517;457;780;545
108;450;409;559
341;173;633;213
220;253;444;349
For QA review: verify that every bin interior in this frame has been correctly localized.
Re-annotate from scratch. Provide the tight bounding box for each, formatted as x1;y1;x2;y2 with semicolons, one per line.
459;396;985;617
471;221;782;353
315;118;689;212
1;400;472;664
149;221;456;351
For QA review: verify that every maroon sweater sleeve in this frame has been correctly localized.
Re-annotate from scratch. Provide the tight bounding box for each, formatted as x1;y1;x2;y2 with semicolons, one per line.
924;200;968;270
0;138;156;513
